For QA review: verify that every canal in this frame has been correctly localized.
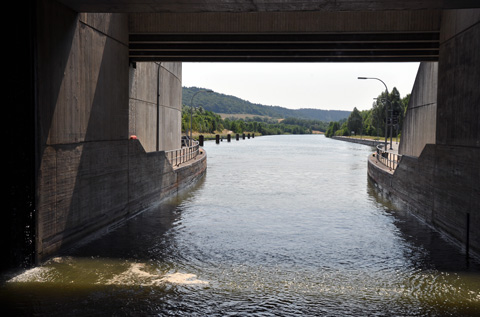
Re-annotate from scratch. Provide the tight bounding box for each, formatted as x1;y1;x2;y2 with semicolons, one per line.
1;135;479;316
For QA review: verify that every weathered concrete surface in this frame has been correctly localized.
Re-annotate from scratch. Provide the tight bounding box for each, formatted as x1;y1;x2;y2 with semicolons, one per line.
36;0;129;260
437;9;480;148
37;5;129;146
399;62;437;157
128;10;442;34
128;10;441;62
369;9;480;258
34;0;200;263
368;145;480;258
128;141;206;219
57;0;479;13
129;62;182;152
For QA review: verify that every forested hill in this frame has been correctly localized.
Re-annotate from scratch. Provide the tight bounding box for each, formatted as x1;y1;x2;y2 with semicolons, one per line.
183;86;350;122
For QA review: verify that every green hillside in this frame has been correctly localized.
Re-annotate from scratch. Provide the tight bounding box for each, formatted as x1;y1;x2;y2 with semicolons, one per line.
183;86;350;122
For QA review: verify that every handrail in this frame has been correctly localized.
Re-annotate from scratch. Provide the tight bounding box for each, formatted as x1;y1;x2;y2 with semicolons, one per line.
375;144;402;171
165;140;200;167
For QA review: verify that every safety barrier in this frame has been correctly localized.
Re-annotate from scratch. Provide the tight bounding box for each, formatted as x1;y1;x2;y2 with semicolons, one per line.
165;140;200;167
375;144;402;171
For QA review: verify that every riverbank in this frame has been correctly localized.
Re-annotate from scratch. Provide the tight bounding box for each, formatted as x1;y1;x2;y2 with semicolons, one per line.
331;136;384;148
331;136;400;153
190;130;261;141
190;130;323;141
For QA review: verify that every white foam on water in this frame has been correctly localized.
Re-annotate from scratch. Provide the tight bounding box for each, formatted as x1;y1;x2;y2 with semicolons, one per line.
104;263;209;287
6;257;209;288
7;267;54;283
161;272;209;285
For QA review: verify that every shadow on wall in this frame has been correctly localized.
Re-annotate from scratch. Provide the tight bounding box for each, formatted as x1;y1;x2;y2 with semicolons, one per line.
35;7;185;262
37;7;131;262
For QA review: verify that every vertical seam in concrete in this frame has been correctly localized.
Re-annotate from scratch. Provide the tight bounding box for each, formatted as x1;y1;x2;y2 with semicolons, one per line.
156;62;161;152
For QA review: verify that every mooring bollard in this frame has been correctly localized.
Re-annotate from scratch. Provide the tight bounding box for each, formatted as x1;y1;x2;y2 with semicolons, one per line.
252;133;255;138
236;133;239;141
227;134;231;142
216;134;220;144
248;133;250;139
199;135;204;146
242;133;245;140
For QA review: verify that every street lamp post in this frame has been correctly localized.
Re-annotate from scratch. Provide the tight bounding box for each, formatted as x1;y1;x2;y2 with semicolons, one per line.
358;77;392;150
189;89;213;146
373;98;382;139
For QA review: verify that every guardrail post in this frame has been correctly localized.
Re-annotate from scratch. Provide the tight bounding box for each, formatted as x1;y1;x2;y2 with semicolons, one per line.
376;144;401;171
165;140;201;168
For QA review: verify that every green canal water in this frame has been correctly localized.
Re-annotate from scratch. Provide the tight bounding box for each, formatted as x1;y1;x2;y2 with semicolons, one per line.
1;135;479;316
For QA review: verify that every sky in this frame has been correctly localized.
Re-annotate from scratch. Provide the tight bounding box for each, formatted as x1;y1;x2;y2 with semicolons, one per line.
182;62;420;112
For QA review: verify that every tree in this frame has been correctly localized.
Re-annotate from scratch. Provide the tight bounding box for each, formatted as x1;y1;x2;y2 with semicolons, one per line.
347;107;363;136
372;97;386;137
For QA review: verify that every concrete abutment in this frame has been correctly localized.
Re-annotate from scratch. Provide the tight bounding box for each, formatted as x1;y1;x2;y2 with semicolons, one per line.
369;9;480;258
33;0;205;264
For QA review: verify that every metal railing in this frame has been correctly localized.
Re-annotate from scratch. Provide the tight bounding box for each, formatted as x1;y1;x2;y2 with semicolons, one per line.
375;144;402;171
165;140;200;167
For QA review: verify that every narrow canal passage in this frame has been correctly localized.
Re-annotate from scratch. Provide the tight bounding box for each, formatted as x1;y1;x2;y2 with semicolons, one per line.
2;135;479;316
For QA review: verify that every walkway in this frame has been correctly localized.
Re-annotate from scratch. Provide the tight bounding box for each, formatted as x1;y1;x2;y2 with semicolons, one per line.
331;136;401;173
170;148;206;170
383;139;400;154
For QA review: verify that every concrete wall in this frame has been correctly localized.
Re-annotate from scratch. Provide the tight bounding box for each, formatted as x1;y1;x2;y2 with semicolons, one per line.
35;0;200;263
36;0;129;260
129;62;182;152
437;9;480;148
369;9;480;258
398;62;437;157
368;144;480;258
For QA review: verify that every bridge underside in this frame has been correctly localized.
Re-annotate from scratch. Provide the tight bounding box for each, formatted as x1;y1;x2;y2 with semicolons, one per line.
127;10;441;62
55;0;466;63
128;31;440;63
56;0;478;13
